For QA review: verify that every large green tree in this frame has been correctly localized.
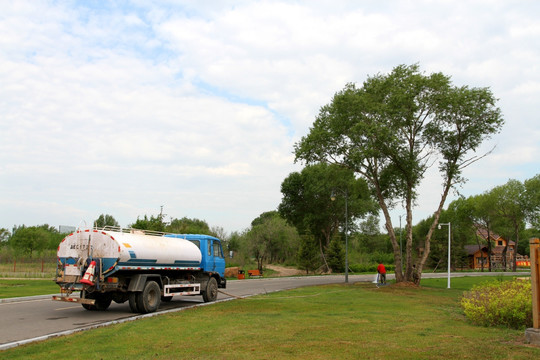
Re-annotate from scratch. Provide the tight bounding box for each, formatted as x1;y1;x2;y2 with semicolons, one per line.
294;64;503;283
130;214;166;232
130;214;217;236
525;174;540;230
10;226;51;257
166;217;213;235
244;212;300;270
279;163;376;271
94;214;120;228
356;215;390;254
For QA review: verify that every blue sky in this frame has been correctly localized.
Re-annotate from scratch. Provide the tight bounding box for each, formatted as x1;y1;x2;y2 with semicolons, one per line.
1;0;539;235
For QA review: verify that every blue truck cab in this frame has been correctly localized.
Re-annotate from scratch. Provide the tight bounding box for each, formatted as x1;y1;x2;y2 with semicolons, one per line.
164;233;227;286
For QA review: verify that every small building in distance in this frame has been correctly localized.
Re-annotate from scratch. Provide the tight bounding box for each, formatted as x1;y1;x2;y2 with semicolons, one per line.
465;228;528;270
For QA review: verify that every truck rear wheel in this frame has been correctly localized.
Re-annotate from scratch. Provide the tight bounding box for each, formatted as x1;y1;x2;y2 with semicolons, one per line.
139;281;161;313
128;292;140;313
94;293;112;310
202;277;218;302
82;303;96;310
81;291;112;311
81;290;97;311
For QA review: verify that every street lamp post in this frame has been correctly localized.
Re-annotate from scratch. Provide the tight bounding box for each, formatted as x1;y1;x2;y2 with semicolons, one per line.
331;188;349;283
438;222;451;289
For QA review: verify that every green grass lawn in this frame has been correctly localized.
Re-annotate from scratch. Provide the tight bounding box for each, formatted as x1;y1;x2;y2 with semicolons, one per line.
0;279;58;299
2;276;539;359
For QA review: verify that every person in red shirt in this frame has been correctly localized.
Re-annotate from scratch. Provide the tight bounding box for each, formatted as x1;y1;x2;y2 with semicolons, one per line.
377;262;386;285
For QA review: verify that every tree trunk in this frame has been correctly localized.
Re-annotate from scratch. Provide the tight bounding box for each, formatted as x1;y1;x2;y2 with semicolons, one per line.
318;236;329;272
502;244;508;271
487;225;492;272
414;176;453;284
373;183;403;282
475;233;484;272
512;222;519;272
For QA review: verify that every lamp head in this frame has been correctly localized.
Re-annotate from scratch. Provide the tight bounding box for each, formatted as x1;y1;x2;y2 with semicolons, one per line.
330;190;336;201
438;224;441;230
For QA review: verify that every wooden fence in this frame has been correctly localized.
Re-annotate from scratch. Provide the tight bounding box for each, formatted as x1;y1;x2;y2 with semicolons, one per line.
0;256;57;278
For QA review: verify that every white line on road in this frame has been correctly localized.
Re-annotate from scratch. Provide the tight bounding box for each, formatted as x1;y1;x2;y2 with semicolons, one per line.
55;305;80;311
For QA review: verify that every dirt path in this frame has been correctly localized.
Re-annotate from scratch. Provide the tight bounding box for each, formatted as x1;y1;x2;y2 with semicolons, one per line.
265;264;304;277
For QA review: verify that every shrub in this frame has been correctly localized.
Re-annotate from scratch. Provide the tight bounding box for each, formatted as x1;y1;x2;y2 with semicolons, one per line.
369;251;395;265
460;279;532;330
327;238;345;273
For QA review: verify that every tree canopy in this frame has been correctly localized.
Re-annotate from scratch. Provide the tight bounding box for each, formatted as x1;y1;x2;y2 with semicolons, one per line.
130;214;217;237
279;162;376;271
294;64;504;283
0;228;9;244
244;211;300;271
130;214;166;232
9;224;64;256
524;174;540;229
94;214;120;228
167;217;214;235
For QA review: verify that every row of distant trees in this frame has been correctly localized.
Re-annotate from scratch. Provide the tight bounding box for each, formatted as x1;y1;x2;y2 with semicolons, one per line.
0;214;226;258
0;224;65;257
1;172;538;273
276;166;540;275
415;175;540;272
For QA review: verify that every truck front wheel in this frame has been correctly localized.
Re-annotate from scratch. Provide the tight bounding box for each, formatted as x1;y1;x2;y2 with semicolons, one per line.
139;281;161;313
202;277;218;302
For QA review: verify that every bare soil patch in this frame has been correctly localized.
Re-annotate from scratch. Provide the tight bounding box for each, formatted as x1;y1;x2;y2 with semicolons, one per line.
391;281;420;288
265;264;304;277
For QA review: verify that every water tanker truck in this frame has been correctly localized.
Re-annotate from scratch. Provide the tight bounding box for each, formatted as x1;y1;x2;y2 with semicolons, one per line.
53;227;226;313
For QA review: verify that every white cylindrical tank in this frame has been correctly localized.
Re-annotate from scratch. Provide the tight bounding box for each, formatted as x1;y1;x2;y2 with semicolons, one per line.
57;229;202;274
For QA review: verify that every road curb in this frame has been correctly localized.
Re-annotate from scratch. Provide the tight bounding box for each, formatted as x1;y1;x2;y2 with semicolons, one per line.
0;296;240;351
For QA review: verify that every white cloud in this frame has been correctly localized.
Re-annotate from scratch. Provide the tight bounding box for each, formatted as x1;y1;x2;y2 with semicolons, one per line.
1;0;539;234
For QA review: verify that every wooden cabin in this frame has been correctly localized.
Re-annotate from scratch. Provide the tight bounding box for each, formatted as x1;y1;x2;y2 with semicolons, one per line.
465;228;521;270
464;244;489;269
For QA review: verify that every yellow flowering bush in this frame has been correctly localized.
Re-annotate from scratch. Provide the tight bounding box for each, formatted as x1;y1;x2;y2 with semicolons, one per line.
460;279;532;330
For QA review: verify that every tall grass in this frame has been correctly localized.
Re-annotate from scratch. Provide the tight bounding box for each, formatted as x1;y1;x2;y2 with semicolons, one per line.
0;248;56;278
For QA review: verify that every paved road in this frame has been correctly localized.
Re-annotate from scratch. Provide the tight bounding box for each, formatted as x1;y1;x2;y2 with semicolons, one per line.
0;272;525;350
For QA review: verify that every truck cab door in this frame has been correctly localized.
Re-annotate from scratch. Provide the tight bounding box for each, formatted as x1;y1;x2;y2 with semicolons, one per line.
201;238;225;277
206;239;215;271
212;241;226;277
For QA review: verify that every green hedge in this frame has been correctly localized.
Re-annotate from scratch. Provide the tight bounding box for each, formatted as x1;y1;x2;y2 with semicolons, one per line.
460;279;532;330
349;264;395;273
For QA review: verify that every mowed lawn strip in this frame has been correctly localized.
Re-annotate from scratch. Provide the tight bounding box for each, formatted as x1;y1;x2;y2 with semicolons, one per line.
0;279;58;299
3;276;539;359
